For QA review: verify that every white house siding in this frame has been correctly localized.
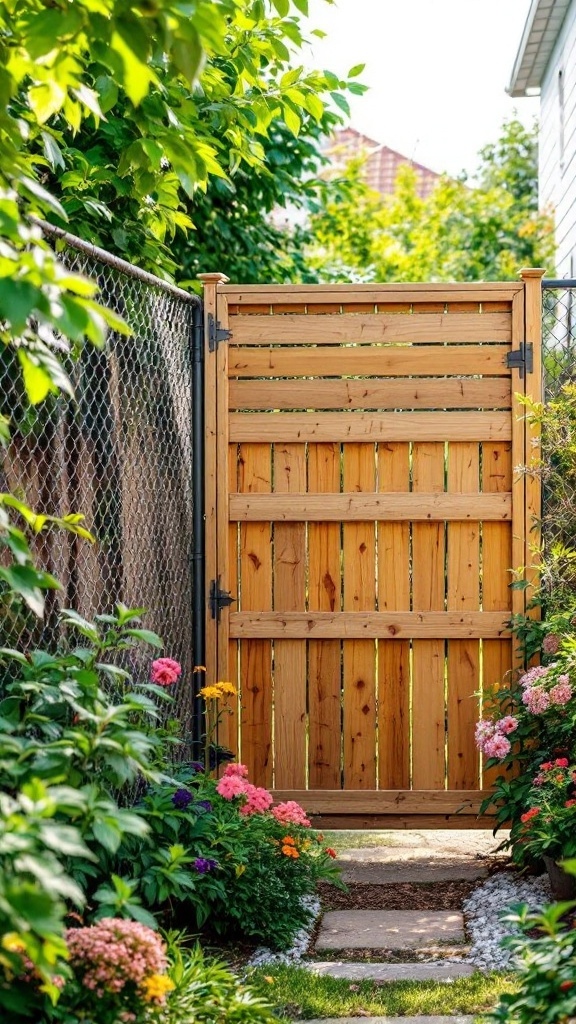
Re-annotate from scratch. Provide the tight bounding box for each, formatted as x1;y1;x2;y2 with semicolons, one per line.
540;0;576;275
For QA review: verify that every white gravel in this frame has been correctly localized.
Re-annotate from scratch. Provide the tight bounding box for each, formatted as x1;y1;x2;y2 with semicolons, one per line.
458;870;551;970
247;895;321;967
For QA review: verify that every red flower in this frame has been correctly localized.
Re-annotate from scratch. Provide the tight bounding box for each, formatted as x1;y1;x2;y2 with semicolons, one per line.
520;807;540;824
540;762;553;771
325;847;337;859
560;980;574;991
565;799;576;808
555;758;569;768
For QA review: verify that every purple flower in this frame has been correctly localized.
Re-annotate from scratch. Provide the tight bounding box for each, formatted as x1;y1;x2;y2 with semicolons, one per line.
194;857;218;874
190;761;205;774
172;788;194;809
195;800;212;813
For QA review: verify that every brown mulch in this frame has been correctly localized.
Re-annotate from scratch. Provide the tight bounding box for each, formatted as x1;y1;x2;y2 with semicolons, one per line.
317;879;476;912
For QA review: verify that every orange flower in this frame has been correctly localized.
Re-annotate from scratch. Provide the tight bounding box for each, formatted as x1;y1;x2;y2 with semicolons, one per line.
325;847;337;858
281;845;299;858
316;833;324;842
281;836;295;846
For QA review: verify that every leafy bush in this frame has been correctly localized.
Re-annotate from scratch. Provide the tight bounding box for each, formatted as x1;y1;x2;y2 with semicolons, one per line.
512;760;576;864
487;888;576;1024
163;936;276;1024
477;623;576;862
117;762;342;949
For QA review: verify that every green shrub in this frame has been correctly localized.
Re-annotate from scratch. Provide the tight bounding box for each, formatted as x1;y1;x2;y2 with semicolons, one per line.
487;895;576;1024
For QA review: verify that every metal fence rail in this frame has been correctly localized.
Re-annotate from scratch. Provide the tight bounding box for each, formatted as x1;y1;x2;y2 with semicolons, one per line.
1;226;202;751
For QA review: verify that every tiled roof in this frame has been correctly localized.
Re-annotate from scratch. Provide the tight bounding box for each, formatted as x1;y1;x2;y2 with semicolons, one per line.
327;128;442;199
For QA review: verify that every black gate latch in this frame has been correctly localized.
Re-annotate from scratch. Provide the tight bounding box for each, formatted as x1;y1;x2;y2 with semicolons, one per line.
209;577;235;620
207;313;232;352
506;342;533;378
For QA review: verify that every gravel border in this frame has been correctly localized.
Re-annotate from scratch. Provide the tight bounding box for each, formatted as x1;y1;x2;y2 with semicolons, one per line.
457;870;551;970
247;895;321;967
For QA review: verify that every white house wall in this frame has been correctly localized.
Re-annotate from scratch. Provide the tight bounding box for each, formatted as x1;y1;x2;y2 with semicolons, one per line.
540;0;576;275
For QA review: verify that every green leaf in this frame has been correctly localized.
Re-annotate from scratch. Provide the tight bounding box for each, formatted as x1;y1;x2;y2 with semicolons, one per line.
19;177;67;220
283;103;301;137
0;279;39;333
28;81;66;123
272;0;290;15
18;351;58;405
110;30;156;106
348;63;365;77
41;132;65;172
121;628;163;648
330;92;351;117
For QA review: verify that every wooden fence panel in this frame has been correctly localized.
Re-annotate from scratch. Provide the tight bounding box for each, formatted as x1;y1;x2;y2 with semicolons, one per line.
204;280;541;826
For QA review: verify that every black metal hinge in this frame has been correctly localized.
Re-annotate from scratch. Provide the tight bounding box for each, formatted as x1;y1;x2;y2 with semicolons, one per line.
506;342;533;378
207;313;232;352
209;577;235;620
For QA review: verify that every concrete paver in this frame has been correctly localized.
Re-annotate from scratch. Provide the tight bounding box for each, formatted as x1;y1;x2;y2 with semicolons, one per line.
306;961;475;981
315;910;465;951
339;861;487;884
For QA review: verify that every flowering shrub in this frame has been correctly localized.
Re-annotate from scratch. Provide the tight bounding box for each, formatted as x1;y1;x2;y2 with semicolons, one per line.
476;619;576;861
118;761;342;949
515;760;576;864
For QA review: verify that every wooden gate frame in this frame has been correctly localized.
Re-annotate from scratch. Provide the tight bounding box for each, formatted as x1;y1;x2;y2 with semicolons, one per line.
200;271;544;829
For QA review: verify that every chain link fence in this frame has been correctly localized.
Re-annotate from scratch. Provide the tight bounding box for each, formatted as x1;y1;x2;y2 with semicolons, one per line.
538;283;576;603
0;226;202;749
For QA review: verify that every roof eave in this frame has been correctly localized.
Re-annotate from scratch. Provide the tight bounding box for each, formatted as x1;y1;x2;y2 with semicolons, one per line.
508;0;571;97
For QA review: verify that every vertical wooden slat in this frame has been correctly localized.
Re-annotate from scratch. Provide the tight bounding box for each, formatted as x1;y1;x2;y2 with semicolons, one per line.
482;442;514;787
378;442;410;789
222;441;239;759
447;443;480;789
343;443;377;789
308;443;342;789
511;289;527;671
198;273;228;688
238;443;273;785
412;441;446;790
273;443;307;788
521;269;545;624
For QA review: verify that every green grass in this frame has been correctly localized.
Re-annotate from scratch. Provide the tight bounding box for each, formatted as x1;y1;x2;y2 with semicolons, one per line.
248;965;517;1020
319;830;405;853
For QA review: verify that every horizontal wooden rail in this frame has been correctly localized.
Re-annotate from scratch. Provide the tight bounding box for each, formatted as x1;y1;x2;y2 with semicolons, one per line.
229;377;512;410
229;411;511;442
229;492;512;521
230;611;510;639
270;789;492;815
222;283;522;305
228;345;511;378
229;312;512;345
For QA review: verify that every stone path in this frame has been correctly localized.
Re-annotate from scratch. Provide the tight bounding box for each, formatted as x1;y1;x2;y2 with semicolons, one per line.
306;829;503;991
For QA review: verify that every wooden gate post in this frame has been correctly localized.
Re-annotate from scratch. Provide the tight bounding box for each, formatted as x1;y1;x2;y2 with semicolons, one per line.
197;272;229;690
521;268;545;619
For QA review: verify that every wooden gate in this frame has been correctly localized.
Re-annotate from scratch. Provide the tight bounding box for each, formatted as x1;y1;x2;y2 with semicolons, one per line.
201;272;543;828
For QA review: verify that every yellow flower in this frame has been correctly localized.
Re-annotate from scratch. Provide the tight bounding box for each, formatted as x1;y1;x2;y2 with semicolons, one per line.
141;973;175;1003
193;665;207;673
216;681;237;695
1;934;26;954
199;685;223;700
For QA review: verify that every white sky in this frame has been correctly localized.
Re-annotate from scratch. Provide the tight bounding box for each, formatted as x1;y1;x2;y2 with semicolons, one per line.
306;0;539;178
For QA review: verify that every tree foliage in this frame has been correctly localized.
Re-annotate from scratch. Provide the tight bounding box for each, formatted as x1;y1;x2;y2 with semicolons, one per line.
306;118;555;282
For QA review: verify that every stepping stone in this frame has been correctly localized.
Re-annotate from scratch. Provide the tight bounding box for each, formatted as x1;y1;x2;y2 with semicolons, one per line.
298;1017;474;1024
306;961;475;982
315;910;465;951
340;861;487;884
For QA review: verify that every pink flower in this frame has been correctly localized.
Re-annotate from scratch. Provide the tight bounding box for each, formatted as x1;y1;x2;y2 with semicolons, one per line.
66;919;167;999
542;633;561;654
518;665;549;689
555;757;570;767
223;763;249;778
150;658;182;686
550;681;572;706
216;774;248;799
496;716;518;735
522;685;551;714
239;783;274;816
475;720;495;749
483;733;512;759
271;800;311;827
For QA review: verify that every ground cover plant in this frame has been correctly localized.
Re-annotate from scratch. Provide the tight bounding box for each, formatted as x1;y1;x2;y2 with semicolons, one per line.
248;964;517;1021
